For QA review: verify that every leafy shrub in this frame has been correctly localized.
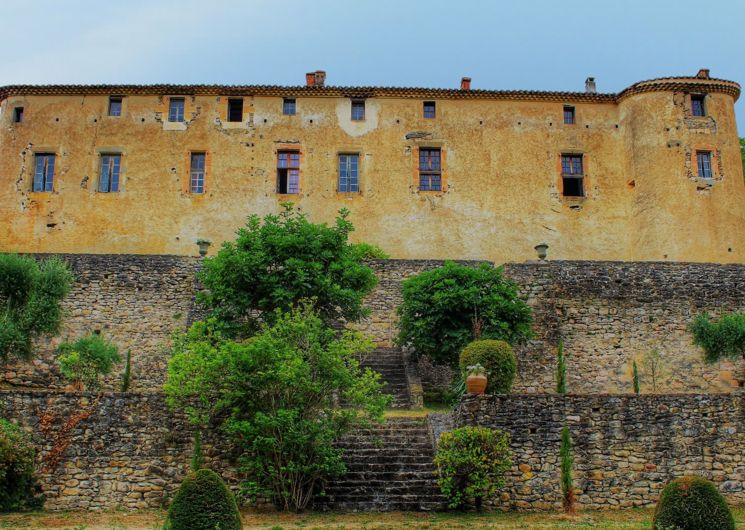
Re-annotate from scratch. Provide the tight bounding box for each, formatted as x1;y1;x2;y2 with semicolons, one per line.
57;333;120;390
459;340;516;394
197;204;377;338
397;262;532;366
0;419;43;512
689;311;745;363
0;254;73;362
653;475;734;530
349;242;389;260
165;468;242;530
434;426;512;510
165;306;390;511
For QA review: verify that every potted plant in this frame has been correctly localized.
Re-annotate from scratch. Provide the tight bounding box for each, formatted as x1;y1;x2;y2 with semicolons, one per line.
465;364;488;395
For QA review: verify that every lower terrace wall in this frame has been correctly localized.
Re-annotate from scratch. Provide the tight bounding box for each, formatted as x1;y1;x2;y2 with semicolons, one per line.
3;390;745;511
454;393;745;510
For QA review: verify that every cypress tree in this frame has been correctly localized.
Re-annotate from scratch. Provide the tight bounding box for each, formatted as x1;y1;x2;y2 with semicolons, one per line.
560;424;575;513
556;341;567;394
632;360;640;395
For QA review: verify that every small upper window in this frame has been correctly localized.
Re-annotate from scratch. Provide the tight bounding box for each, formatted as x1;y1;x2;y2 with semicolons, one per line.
283;98;296;116
13;107;23;123
33;153;55;192
338;154;359;193
351;100;365;121
419;148;442;191
168;97;185;122
227;98;243;122
561;154;584;197
697;151;712;179
691;94;706;117
99;154;121;193
563;106;575;125
108;97;123;117
190;153;206;193
423;101;436;119
277;151;300;194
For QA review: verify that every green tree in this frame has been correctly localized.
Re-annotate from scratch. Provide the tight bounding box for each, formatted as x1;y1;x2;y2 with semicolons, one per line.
689;311;745;363
632;360;640;395
396;262;532;365
434;426;512;511
560;425;575;514
165;306;390;511
0;419;44;512
0;254;73;362
56;333;120;391
197;205;377;338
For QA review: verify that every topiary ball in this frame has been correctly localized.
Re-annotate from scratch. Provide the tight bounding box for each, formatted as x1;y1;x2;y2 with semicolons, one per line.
653;475;734;530
459;340;517;394
166;468;242;530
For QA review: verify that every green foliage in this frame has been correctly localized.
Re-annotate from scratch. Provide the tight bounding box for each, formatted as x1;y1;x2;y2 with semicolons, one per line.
556;342;567;394
560;425;575;514
56;333;120;390
653;475;734;530
690;312;745;363
434;426;512;511
0;254;73;362
0;419;43;512
348;242;389;260
632;360;640;395
120;349;131;392
165;468;242;530
165;306;390;511
191;430;203;472
396;262;532;366
197;205;377;338
459;340;516;394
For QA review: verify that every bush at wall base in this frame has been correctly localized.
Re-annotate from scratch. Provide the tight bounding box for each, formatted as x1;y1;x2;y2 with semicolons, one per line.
165;469;242;530
459;340;517;394
652;475;734;530
0;419;44;512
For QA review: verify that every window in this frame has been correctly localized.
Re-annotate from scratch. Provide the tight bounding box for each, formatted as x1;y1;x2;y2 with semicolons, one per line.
190;153;206;193
697;151;712;179
691;94;706;117
283;98;296;116
338;154;359;192
13;107;23;123
108;97;123;117
351;100;365;121
99;154;121;193
563;106;575;124
277;151;300;194
419;148;442;191
33;153;55;192
168;97;185;122
227;98;243;122
561;154;584;197
423;101;436;119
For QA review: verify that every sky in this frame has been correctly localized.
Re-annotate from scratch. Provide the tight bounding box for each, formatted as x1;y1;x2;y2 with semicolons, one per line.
1;0;743;134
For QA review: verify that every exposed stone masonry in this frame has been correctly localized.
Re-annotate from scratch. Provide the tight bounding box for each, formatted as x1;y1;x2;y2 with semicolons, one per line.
454;393;745;510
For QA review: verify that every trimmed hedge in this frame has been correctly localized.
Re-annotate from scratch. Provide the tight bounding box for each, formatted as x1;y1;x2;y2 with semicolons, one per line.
653;475;734;530
165;469;242;530
459;340;517;394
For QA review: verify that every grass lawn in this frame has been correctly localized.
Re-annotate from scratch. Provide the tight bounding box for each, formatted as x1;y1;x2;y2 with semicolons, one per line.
1;507;745;530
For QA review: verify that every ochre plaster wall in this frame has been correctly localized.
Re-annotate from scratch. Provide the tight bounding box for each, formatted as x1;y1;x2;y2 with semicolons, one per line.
0;80;743;263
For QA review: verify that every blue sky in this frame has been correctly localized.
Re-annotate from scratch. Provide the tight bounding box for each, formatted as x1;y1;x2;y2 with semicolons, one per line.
1;0;743;134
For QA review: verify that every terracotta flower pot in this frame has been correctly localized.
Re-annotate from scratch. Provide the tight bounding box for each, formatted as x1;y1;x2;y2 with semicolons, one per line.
466;374;487;395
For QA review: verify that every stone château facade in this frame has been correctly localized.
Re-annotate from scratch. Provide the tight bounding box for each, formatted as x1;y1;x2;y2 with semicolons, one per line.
0;70;743;263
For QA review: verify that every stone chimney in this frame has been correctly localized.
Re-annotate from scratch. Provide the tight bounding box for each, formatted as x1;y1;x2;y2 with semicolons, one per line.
461;77;472;91
585;77;596;94
696;68;710;79
305;72;315;87
314;70;326;87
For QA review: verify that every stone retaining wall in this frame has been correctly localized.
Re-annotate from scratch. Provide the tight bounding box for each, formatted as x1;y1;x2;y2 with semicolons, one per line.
454;393;745;510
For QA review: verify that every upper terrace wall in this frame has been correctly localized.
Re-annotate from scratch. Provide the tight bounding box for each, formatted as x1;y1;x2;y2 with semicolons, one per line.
0;77;743;264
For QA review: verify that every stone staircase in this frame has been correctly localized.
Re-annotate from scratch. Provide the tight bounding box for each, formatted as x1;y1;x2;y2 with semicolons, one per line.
318;417;446;511
358;347;413;409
